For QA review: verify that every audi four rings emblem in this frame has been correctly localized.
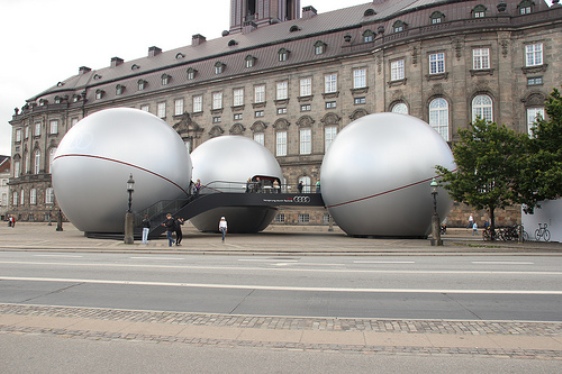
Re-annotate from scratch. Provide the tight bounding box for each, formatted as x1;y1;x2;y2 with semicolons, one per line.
293;196;311;203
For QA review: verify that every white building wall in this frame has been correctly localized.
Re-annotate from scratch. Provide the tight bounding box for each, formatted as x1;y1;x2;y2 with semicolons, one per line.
521;200;562;242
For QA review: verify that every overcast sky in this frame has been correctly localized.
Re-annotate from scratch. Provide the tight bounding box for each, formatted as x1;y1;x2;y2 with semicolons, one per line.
0;0;554;156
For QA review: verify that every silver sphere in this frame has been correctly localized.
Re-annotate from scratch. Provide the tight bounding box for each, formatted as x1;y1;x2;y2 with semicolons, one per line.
320;113;455;237
190;135;283;232
52;108;192;233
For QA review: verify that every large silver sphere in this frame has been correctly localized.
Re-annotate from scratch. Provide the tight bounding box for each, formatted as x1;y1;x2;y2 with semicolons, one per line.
320;113;455;237
52;108;192;233
190;135;283;232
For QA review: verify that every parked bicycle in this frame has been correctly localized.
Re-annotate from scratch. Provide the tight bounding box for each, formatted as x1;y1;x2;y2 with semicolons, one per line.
535;223;551;242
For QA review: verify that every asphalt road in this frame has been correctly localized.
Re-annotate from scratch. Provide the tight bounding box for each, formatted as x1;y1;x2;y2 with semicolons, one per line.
1;252;561;321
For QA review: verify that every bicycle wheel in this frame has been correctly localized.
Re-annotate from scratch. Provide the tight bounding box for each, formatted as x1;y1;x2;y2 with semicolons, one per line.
535;229;541;241
522;231;529;242
544;230;551;242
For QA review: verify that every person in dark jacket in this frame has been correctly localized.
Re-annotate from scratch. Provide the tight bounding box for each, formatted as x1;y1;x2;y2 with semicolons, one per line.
174;217;184;246
161;213;175;247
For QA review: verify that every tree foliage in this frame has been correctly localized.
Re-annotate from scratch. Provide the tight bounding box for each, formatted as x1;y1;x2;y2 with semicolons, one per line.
436;87;562;232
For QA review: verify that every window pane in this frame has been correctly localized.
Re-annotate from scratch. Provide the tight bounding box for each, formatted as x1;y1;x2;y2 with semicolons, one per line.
255;85;265;103
300;128;311;155
325;126;337;151
471;95;493;122
276;131;287;156
429;98;449;141
391;59;405;81
324;74;337;93
300;78;311;96
353;68;366;89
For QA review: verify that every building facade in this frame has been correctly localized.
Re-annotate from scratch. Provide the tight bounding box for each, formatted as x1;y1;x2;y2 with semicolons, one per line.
8;0;562;227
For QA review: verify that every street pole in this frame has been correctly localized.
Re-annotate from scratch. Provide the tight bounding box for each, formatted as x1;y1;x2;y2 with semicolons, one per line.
124;174;135;244
430;178;443;246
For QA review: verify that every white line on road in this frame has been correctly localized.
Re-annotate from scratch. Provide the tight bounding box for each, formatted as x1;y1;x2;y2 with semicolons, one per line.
130;257;185;260
354;261;416;264
33;255;83;258
2;276;562;295
472;262;535;265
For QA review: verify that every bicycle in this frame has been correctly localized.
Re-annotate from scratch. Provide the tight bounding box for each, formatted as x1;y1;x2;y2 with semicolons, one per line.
535;223;551;242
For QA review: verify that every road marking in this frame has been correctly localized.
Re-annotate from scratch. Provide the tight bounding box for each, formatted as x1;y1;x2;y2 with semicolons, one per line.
130;257;185;260
33;255;83;258
354;261;415;264
472;262;534;265
0;261;561;275
2;276;562;295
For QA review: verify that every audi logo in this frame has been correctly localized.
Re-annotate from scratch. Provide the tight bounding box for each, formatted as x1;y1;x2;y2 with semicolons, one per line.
293;195;311;203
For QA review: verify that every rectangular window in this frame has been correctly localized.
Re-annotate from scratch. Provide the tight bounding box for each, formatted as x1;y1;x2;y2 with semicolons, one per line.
354;97;366;105
301;104;311;112
325;126;337;151
527;76;543;86
15;128;22;142
276;81;288;100
13;191;18;206
254;132;264;146
30;189;37;205
233;88;244;107
254;85;265;103
34;151;40;174
277;108;287;115
391;59;405;81
212;92;223;110
526;43;543;67
527;107;545;136
300;128;311;155
193;95;203;113
255;110;264;118
353;68;366;89
276;131;287;156
326;101;337;109
157;102;166;118
71;118;79;127
324;73;337;93
14;161;20;178
429;52;445;74
25;126;29;138
45;188;54;204
140;104;150;112
298;213;310;223
34;122;41;137
212;116;221;123
49;119;59;135
274;213;285;223
472;48;490;70
233;113;243;120
300;77;312;97
174;99;184;116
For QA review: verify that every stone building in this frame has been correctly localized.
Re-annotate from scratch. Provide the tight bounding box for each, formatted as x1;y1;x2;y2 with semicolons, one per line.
0;155;10;220
8;0;562;227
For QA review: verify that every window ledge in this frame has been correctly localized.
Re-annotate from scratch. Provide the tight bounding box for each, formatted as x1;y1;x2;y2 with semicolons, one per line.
297;95;313;102
351;87;369;95
322;91;339;99
425;72;448;81
387;79;407;87
274;99;290;106
252;102;267;109
521;64;548;75
470;68;494;76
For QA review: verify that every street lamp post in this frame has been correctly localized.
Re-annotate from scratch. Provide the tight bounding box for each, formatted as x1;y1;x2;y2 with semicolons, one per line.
124;174;135;244
430;178;443;246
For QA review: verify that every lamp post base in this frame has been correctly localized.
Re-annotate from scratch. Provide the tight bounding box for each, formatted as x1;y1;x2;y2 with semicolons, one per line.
124;211;134;244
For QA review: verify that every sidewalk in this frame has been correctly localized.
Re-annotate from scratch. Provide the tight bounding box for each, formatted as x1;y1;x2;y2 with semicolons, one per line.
1;222;562;256
1;222;562;358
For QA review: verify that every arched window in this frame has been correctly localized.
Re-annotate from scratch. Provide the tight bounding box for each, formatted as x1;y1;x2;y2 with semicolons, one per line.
391;102;409;114
314;41;326;55
430;11;445;24
472;4;487;18
362;29;375;43
429;98;449;141
298;176;311;194
34;149;41;174
472;94;493;122
278;48;290;62
392;20;407;33
48;147;57;174
518;0;533;15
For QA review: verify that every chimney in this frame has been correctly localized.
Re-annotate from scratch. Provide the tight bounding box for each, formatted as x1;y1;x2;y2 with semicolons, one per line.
110;57;124;67
192;34;206;46
79;66;92;75
148;46;162;57
302;6;317;19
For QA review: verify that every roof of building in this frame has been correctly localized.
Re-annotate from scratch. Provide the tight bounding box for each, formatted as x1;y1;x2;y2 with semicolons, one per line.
24;0;556;104
0;155;11;173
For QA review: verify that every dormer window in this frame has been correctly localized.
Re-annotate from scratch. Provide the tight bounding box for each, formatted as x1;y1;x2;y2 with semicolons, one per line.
186;67;197;80
137;79;147;91
72;94;80;103
363;30;375;43
56;81;65;87
430;11;445;24
364;9;376;17
314;41;326;55
228;39;238;47
161;74;171;86
278;48;290;62
131;64;140;71
245;55;256;68
518;0;533;14
472;5;487;18
392;20;407;33
116;84;124;95
38;99;47;106
214;62;226;74
175;52;185;59
93;74;102;80
289;25;301;32
95;89;105;100
54;96;62;104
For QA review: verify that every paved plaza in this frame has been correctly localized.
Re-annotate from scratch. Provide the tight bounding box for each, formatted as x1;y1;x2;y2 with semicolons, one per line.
1;222;562;359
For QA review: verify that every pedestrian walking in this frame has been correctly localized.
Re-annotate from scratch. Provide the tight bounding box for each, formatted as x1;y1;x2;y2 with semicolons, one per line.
175;217;184;246
468;214;474;229
472;222;478;236
141;214;150;244
161;213;176;247
218;216;228;242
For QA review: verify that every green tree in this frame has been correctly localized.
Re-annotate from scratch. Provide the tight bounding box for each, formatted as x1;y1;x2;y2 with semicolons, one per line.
436;119;527;236
517;88;562;213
